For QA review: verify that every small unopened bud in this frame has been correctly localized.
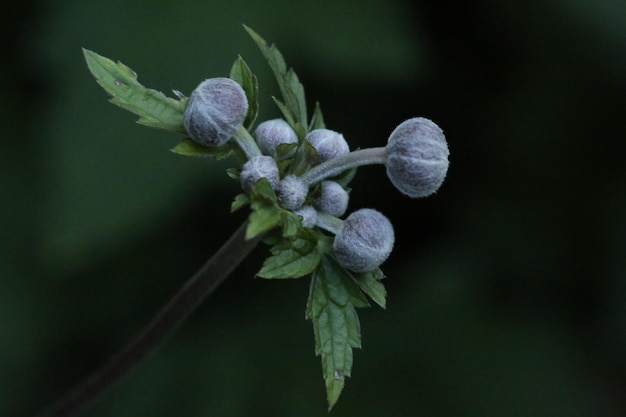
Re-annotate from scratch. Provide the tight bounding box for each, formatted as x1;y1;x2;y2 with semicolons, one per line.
306;129;350;163
240;155;279;192
293;205;317;228
183;77;248;147
314;181;349;217
276;175;308;210
255;118;298;159
333;208;394;273
386;117;449;198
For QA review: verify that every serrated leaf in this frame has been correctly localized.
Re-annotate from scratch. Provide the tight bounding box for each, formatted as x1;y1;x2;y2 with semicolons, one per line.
284;209;314;239
352;268;387;309
83;48;186;133
271;96;296;127
306;256;370;410
231;193;250;212
244;25;308;128
247;179;282;239
170;138;233;159
257;229;326;279
229;55;259;130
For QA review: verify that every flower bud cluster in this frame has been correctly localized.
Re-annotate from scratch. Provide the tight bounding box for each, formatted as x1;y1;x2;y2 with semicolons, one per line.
183;77;449;273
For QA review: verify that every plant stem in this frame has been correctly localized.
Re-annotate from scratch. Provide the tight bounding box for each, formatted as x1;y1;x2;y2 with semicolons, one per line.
234;126;262;159
315;211;343;235
35;220;262;417
299;147;387;186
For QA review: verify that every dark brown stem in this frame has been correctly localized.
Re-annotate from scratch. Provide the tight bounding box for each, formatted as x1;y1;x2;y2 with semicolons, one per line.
36;220;261;417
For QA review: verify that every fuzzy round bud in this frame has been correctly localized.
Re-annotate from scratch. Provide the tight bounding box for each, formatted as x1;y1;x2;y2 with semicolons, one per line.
183;77;248;146
276;175;308;210
386;117;449;198
306;129;350;163
240;155;279;192
255;118;298;159
333;208;394;273
293;205;317;228
314;181;349;217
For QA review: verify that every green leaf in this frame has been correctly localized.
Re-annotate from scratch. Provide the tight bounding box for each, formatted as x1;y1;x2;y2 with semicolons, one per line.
271;96;296;127
231;193;250;212
170;138;233;159
309;101;326;130
288;139;319;176
246;179;282;239
279;210;302;239
352;268;387;309
83;48;186;133
229;55;259;130
244;25;308;128
257;229;327;279
306;256;369;410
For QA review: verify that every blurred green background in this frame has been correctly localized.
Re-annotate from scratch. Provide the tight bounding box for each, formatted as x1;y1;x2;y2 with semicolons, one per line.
2;0;626;416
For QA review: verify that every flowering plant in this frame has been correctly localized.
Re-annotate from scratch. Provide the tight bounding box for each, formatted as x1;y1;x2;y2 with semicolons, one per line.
38;25;448;416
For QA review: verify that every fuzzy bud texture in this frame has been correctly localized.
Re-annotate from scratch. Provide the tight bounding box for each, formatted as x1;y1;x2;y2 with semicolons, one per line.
277;175;308;210
255;118;298;159
240;155;279;192
306;129;350;163
333;208;394;273
386;117;449;198
293;205;317;228
315;181;349;217
183;77;248;147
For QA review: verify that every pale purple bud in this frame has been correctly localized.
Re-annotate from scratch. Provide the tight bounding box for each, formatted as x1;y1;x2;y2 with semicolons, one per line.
240;155;279;192
333;208;394;273
255;118;298;159
183;77;248;146
276;175;308;210
293;205;317;228
306;129;350;163
314;181;349;217
386;117;449;198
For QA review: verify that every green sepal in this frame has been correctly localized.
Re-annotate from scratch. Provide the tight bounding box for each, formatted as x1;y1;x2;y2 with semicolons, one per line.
275;142;298;161
244;25;308;130
352;268;387;309
83;48;186;133
170;138;233;159
306;255;370;410
229;55;259;130
257;229;329;279
288;139;320;176
246;179;282;239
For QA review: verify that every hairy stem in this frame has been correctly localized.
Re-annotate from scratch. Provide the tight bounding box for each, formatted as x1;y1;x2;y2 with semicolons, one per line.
299;146;387;186
35;220;262;417
234;126;262;159
315;211;343;235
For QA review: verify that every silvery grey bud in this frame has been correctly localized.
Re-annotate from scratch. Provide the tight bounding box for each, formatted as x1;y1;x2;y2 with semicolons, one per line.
386;117;449;198
314;181;349;217
333;208;394;273
276;175;308;210
255;118;298;159
183;77;248;147
306;129;350;163
240;155;279;192
293;205;317;228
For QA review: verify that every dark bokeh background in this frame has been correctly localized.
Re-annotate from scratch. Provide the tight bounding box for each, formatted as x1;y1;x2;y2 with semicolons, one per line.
2;0;626;416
